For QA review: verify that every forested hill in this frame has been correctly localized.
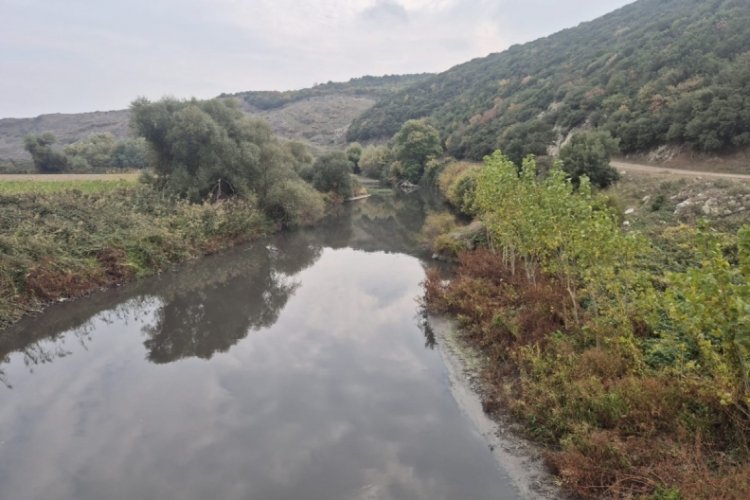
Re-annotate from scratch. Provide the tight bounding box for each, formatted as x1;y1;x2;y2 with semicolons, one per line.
0;74;431;161
347;0;750;161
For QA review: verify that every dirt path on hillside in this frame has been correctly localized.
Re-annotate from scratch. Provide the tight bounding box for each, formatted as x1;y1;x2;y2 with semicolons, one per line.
612;161;750;180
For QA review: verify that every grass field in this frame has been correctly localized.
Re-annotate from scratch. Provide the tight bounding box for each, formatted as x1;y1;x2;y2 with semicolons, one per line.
0;173;140;194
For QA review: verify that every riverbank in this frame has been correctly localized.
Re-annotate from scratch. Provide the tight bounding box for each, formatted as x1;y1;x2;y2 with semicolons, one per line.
429;314;564;499
0;184;272;329
423;153;750;498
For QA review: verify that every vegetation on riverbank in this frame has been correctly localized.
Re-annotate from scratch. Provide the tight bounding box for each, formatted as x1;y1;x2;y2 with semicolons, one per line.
0;97;366;329
424;151;750;498
0;176;137;194
0;183;270;329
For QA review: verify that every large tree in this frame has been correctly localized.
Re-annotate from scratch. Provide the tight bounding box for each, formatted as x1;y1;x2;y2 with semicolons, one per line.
391;120;443;184
131;97;324;226
311;152;353;198
131;97;291;201
23;133;68;173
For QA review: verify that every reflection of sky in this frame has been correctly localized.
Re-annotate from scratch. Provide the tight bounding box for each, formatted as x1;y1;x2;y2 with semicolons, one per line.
0;248;518;499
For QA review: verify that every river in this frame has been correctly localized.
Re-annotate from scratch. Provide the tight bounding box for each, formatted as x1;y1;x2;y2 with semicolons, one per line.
0;192;521;500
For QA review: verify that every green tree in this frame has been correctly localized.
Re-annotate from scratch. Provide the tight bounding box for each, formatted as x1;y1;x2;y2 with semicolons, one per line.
345;143;363;173
391;120;443;184
498;120;555;166
359;144;392;180
23;133;69;173
64;133;118;170
111;138;149;169
284;141;314;173
132;97;291;202
311;152;353;198
653;225;750;411
559;131;620;188
130;97;324;225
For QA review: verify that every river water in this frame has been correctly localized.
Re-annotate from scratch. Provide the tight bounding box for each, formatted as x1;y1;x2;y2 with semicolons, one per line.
0;193;520;500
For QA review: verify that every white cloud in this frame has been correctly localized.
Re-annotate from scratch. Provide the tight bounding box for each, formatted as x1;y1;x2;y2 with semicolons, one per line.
0;0;633;117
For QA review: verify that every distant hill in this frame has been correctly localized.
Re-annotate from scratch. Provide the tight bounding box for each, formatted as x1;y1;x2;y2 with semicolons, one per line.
0;74;431;161
347;0;750;162
0;110;130;162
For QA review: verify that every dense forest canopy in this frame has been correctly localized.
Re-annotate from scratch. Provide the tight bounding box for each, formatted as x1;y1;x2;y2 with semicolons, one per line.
347;0;750;160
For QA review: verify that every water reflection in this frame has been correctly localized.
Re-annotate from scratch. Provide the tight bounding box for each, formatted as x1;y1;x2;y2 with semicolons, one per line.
0;191;519;500
144;256;297;363
0;191;438;376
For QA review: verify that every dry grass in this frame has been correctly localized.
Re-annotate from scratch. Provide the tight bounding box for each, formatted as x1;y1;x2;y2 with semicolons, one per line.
425;249;750;498
0;185;270;328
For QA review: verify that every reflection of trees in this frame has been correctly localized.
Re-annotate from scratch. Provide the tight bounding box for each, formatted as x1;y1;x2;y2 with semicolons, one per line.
0;318;97;388
338;192;436;256
0;190;439;381
141;241;323;364
143;270;298;363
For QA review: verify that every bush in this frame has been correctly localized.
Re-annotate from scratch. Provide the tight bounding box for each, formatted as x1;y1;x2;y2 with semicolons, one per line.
559;131;620;188
264;180;325;228
311;152;353;198
437;161;482;214
23;133;69;173
419;212;458;254
359;144;392;180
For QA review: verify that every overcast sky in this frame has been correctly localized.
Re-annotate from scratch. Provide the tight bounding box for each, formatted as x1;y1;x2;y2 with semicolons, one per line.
0;0;633;118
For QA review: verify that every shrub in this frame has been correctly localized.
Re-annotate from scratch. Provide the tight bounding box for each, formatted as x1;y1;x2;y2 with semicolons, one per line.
359;144;392;180
264;180;325;228
311;152;353;198
437;161;482;214
23;133;69;173
559;131;620;188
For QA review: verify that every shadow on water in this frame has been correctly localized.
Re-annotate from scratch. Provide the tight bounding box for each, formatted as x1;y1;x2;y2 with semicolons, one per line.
0;190;442;382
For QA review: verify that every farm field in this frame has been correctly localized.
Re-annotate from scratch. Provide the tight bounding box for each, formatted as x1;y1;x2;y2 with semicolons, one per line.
0;172;140;194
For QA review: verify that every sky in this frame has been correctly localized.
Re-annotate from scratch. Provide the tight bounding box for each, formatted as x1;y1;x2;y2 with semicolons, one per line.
0;0;633;118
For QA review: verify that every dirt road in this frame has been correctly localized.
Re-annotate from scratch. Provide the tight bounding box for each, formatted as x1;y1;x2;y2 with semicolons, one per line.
612;161;750;181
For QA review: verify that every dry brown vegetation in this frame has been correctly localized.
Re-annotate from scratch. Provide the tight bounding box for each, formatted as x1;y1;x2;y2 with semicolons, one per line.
0;185;270;328
426;250;750;499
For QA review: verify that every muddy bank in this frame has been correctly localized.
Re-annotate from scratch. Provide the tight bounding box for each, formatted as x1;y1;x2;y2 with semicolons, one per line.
429;314;564;499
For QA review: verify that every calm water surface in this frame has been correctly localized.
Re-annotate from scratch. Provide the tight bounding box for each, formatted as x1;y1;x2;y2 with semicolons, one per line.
0;194;519;499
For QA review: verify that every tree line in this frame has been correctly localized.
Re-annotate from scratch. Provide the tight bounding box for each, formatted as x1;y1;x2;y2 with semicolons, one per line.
356;118;620;189
23;132;148;173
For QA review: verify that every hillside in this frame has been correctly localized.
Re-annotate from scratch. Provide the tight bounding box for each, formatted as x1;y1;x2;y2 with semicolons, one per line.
347;0;750;163
0;74;431;161
0;110;131;163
